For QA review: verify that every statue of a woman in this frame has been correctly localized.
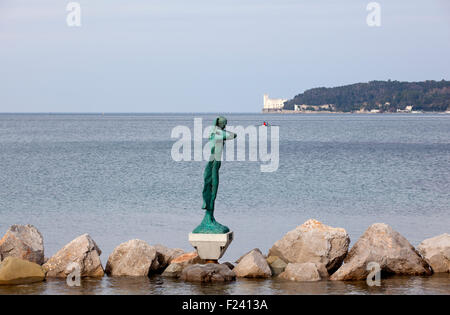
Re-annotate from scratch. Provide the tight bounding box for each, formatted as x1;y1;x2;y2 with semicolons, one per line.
192;116;236;234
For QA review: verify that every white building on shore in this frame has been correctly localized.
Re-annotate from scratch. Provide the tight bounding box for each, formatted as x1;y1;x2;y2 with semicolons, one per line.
397;105;413;113
263;94;287;112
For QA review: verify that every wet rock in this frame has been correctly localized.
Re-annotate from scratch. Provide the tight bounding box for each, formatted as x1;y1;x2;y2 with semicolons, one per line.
105;239;158;276
43;234;104;278
331;223;432;281
181;263;235;283
279;262;325;282
0;225;44;265
417;233;450;273
266;256;287;276
269;219;350;274
0;257;45;285
233;249;271;278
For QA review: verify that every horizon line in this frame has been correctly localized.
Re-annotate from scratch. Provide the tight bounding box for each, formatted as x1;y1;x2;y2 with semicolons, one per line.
0;111;262;114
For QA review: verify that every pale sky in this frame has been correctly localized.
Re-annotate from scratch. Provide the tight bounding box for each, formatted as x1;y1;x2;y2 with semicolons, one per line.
1;0;449;112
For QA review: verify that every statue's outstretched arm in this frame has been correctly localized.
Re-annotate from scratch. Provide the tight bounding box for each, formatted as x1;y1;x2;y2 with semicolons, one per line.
213;127;236;141
223;130;237;140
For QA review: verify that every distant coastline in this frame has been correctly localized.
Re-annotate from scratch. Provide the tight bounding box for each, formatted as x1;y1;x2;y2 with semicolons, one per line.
263;110;450;114
264;80;450;114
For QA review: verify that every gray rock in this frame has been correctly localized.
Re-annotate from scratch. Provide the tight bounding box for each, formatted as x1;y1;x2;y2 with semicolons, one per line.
43;234;104;278
269;219;350;274
161;262;184;278
153;244;185;272
105;239;158;276
266;256;287;276
417;233;450;273
331;223;432;281
0;257;45;285
233;249;272;278
222;262;235;270
235;248;263;263
315;262;329;279
279;262;324;282
0;225;44;265
180;263;235;282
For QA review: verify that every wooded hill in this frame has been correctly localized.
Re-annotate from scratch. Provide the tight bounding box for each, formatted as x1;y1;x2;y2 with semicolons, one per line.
283;80;450;112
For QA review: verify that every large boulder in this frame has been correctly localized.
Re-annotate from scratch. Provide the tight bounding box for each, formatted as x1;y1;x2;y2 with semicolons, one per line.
0;225;44;265
331;223;432;281
161;262;184;278
161;252;202;278
233;249;271;278
266;256;287;276
269;219;350;274
153;244;185;272
235;248;263;263
0;257;45;285
180;263;235;283
43;234;104;278
278;262;327;282
417;233;450;273
105;239;158;276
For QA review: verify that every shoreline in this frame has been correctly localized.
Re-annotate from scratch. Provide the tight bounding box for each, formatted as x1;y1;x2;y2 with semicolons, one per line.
0;221;448;292
262;110;450;114
0;273;449;295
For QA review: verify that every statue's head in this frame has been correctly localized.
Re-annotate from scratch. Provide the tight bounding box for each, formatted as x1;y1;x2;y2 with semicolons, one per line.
215;116;227;129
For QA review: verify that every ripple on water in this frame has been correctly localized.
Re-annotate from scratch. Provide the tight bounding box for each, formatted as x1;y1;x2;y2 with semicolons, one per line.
0;274;448;295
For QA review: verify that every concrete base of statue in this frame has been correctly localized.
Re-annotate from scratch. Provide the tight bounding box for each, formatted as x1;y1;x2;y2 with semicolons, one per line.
189;231;233;261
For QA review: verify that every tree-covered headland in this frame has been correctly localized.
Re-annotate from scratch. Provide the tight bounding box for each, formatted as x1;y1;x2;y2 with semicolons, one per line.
283;80;450;112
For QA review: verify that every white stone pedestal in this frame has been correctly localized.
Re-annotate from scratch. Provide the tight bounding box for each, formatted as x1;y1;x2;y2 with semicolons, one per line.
188;231;233;261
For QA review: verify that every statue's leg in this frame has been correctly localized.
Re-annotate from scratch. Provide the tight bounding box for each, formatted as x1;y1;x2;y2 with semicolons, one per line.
202;161;213;209
193;160;229;234
208;160;229;233
209;160;221;210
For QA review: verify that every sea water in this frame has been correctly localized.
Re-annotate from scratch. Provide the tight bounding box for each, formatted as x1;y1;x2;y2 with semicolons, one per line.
0;113;448;294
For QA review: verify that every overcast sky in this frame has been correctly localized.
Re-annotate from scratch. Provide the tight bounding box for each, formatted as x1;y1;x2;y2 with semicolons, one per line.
1;0;449;112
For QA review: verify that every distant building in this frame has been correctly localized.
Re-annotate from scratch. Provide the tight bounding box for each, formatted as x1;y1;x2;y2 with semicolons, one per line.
397;105;413;113
263;94;287;112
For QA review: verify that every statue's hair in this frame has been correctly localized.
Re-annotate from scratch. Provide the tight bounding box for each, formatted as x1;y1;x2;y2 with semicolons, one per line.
215;116;227;127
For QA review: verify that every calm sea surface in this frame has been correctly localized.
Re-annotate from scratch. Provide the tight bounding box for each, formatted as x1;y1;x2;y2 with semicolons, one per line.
0;113;449;294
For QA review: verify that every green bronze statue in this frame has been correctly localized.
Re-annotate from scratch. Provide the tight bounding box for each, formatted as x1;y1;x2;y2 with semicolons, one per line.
192;116;237;234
